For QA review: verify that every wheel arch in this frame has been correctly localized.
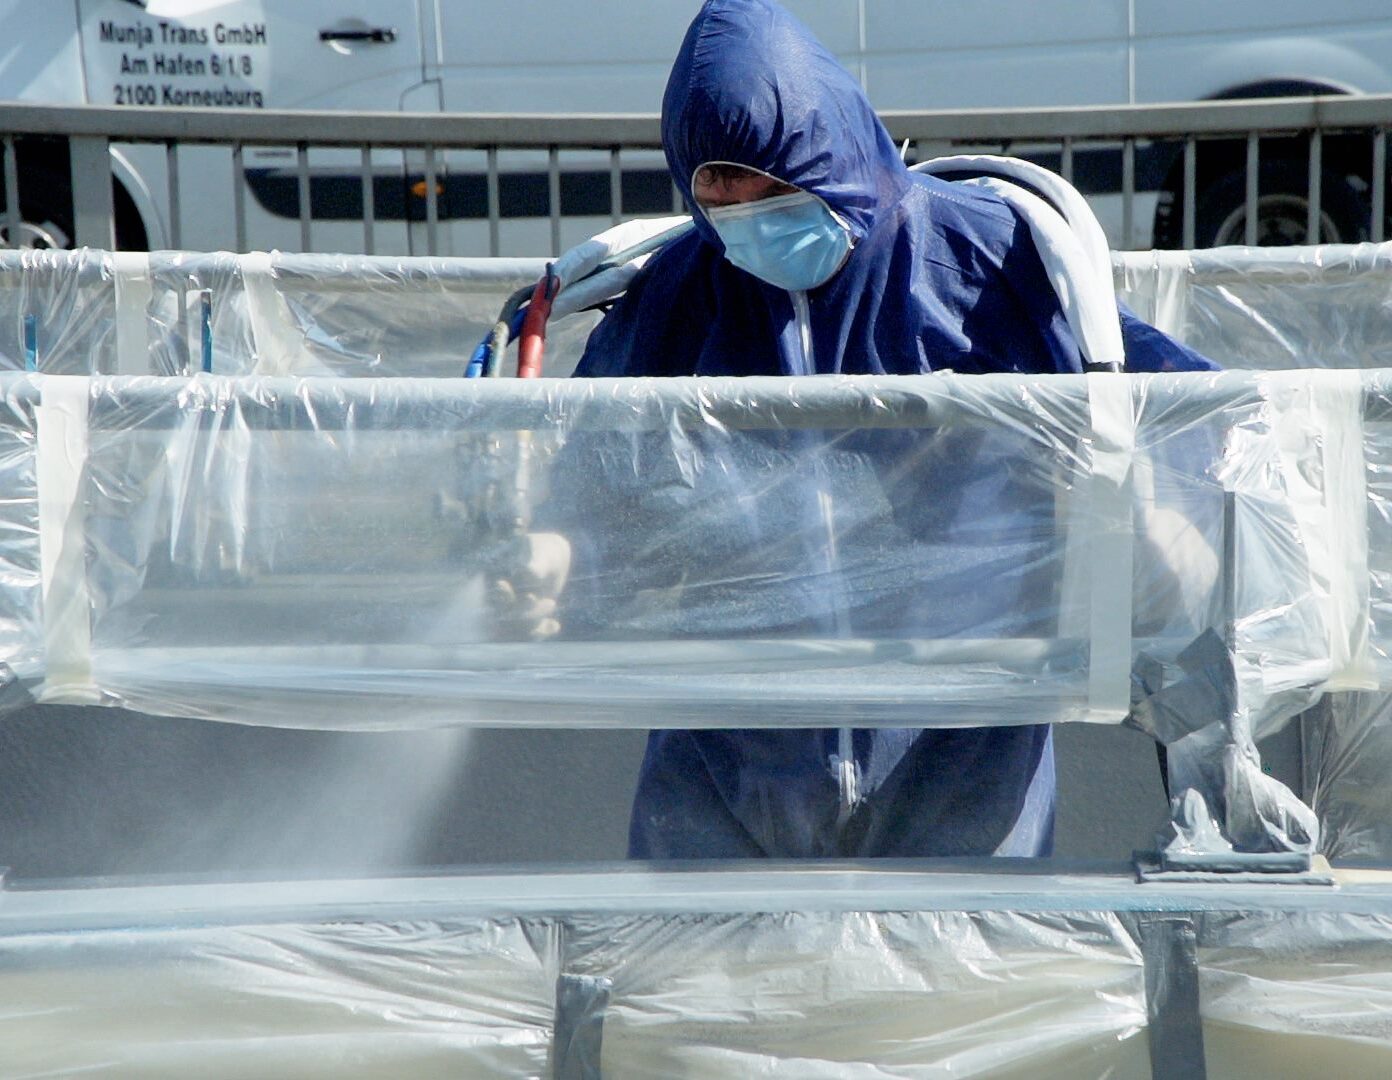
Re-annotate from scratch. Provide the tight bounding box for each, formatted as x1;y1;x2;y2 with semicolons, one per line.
1150;79;1373;247
6;137;162;250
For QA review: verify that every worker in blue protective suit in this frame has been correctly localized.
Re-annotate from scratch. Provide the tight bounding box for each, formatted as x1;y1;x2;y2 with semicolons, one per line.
558;0;1217;860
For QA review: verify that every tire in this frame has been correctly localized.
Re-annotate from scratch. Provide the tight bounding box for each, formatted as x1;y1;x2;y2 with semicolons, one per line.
1194;159;1369;248
2;165;148;251
0;166;74;250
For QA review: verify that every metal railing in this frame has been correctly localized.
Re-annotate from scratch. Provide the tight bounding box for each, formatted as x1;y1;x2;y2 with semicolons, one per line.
2;95;1391;256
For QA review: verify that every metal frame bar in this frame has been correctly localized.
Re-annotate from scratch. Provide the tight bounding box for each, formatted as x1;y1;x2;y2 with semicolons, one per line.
166;140;181;249
486;146;501;256
232;142;247;252
4;95;1392;256
2;94;1390;149
69;367;1392;430
424;144;439;256
1121;137;1136;247
1374;128;1387;244
68;135;113;248
360;145;374;255
609;146;622;225
1307;128;1323;243
1244;132;1260;246
295;142;311;252
1182;136;1197;249
548;145;562;256
1;135;18;245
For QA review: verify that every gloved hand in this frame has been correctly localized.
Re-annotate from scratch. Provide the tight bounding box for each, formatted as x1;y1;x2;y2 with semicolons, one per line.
487;532;572;641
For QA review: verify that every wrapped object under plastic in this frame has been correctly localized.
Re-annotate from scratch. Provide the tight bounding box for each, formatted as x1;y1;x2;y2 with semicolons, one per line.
10;869;1392;1079
10;243;1392;864
1116;243;1392;372
0;370;1371;733
10;242;1392;379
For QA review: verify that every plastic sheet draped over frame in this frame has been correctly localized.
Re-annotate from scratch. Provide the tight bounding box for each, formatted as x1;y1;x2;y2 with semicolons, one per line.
0;915;558;1078
9;243;1392;380
9;871;1392;1078
14;243;1392;861
0;249;598;379
1114;243;1392;371
0;368;1372;738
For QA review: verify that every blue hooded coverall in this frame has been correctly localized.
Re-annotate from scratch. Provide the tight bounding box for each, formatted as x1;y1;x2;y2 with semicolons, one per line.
564;0;1216;860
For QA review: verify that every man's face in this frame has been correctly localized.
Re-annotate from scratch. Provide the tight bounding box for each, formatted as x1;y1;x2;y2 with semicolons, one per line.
692;164;799;208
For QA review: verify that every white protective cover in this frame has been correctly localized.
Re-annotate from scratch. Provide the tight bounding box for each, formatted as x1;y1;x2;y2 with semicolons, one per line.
6;244;1392;1076
7;874;1392;1079
0;368;1371;743
7;243;1392;378
5;244;1392;857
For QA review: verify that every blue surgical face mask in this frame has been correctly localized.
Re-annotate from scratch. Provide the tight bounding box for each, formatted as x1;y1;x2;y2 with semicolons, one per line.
705;190;852;292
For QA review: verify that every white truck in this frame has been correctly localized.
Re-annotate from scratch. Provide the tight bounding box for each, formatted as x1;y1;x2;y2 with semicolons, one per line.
3;0;1392;253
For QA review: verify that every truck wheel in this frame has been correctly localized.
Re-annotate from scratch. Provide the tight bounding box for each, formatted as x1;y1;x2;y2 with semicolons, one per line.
0;167;73;249
1195;159;1369;247
2;167;148;251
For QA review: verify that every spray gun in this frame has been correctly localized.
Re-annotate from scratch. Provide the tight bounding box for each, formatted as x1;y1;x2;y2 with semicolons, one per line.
443;219;695;641
442;265;565;641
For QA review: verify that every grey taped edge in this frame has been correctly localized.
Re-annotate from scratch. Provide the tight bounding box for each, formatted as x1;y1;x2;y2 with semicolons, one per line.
553;971;612;1080
1120;911;1207;1080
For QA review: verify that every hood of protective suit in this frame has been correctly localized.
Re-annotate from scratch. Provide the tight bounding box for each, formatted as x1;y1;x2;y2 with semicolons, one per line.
662;0;910;245
577;0;1216;380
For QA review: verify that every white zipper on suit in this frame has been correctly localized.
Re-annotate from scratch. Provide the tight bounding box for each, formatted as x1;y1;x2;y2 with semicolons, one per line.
790;289;860;827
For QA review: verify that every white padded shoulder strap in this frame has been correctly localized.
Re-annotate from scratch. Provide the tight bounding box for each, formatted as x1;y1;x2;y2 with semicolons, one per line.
913;155;1125;371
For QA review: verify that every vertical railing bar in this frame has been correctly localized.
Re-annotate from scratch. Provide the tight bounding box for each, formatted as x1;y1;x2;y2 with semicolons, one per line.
1372;128;1386;244
1307;128;1323;244
1244;131;1260;246
232;142;247;252
486;146;501;257
1182;136;1197;250
360;145;375;256
672;176;684;214
548;145;562;256
1122;137;1135;249
296;141;311;252
424;143;439;256
1059;137;1074;185
484;143;501;257
610;146;622;226
3;136;22;247
70;135;114;248
175;285;189;375
167;140;182;250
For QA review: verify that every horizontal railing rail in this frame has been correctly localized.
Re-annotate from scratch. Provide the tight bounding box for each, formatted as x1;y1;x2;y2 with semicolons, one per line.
2;94;1391;256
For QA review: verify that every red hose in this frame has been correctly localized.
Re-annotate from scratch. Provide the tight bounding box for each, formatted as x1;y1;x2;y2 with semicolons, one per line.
516;269;558;379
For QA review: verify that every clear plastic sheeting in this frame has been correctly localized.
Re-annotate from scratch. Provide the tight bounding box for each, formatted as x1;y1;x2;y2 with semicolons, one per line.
10;245;1392;858
0;368;1375;743
5;868;1392;1078
1;916;557;1078
1109;242;1392;865
1302;692;1392;862
1198;909;1392;1078
1115;243;1392;372
568;909;1150;1078
9;243;1392;380
0;249;599;379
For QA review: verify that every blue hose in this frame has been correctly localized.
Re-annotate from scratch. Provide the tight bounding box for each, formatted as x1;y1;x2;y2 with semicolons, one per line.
464;340;490;379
